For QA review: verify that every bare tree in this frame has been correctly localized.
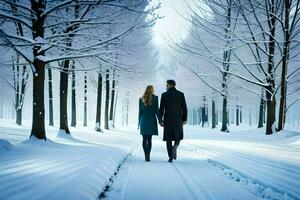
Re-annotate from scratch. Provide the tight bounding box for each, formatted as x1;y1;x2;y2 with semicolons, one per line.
212;98;216;128
172;0;241;132
171;0;300;135
109;68;116;122
95;70;103;132
0;0;159;139
3;0;30;126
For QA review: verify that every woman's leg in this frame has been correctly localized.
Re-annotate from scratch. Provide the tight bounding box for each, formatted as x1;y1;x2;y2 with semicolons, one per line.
148;135;152;154
142;136;148;155
142;135;150;161
144;135;152;161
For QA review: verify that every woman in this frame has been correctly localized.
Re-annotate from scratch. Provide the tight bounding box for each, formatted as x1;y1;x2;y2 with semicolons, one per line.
138;85;162;162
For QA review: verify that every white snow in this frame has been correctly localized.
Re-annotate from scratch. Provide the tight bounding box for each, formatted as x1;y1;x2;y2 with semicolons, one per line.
0;120;137;200
0;120;299;200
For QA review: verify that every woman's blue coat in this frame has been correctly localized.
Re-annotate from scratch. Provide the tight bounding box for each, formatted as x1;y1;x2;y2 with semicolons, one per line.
138;95;162;135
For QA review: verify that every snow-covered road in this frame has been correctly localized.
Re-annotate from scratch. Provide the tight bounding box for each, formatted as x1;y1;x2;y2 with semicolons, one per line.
105;138;258;200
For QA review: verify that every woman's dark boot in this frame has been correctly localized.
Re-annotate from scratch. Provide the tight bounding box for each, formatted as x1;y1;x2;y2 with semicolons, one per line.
145;153;150;162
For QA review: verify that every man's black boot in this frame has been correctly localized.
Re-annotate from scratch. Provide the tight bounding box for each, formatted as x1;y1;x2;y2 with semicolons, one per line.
172;145;178;160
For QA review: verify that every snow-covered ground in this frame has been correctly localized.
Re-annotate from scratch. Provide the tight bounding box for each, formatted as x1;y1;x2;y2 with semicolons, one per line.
0;120;299;200
0;120;138;200
184;126;300;200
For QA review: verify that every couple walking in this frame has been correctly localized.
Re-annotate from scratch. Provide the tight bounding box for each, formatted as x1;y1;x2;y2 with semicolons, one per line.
138;80;187;163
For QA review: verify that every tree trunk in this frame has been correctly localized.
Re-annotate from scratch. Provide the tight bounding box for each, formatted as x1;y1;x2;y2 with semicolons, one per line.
71;61;76;127
112;90;118;128
220;0;231;132
198;107;202;125
59;60;70;134
265;0;277;135
221;97;229;132
263;100;266;123
258;97;264;128
31;60;46;139
266;89;276;135
15;63;20;125
30;0;46;140
195;109;197;125
15;70;21;124
95;72;103;132
201;107;205;127
216;109;218;125
83;72;88;127
212;100;216;129
104;69;110;130
48;68;54;126
16;108;22;125
236;105;239;126
109;70;116;121
206;107;209;125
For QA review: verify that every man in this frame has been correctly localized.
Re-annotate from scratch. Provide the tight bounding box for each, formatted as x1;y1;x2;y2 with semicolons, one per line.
159;80;187;162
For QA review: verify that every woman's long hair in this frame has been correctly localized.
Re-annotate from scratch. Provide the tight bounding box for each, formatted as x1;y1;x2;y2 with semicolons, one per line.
141;85;154;106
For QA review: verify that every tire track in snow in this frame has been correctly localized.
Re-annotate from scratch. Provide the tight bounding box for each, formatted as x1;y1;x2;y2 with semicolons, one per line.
171;163;213;200
207;159;299;200
117;146;191;200
183;141;299;200
119;150;139;200
98;140;139;200
105;141;199;200
185;141;300;175
98;153;132;199
170;144;257;200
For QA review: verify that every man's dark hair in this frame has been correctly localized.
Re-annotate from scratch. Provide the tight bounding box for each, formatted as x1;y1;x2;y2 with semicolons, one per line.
167;79;176;87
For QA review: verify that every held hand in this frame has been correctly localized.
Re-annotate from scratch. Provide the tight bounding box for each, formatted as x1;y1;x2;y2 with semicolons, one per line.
160;122;164;127
183;121;187;125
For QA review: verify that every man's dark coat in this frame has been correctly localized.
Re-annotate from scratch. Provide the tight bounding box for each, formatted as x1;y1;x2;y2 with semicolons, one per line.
159;87;187;141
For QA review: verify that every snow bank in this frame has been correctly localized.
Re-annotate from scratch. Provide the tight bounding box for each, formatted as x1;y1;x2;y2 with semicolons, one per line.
0;141;130;200
0;120;138;200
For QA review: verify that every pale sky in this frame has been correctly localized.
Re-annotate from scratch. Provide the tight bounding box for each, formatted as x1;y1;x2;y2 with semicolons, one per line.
147;0;193;101
151;0;190;51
